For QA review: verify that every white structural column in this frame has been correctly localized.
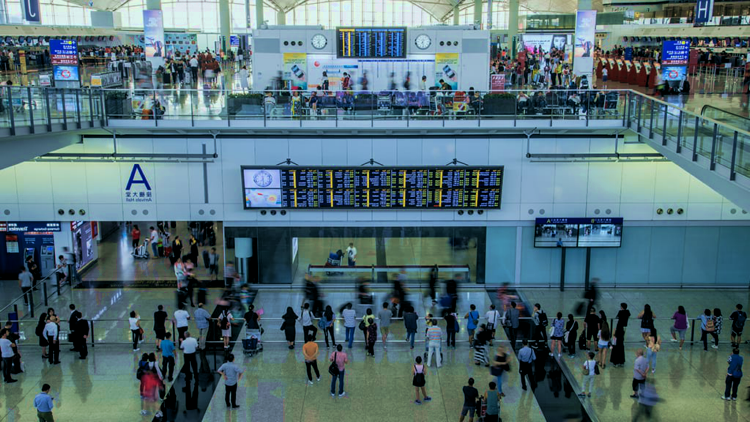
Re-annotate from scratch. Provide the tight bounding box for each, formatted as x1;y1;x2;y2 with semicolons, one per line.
219;0;231;86
473;0;482;26
256;0;265;28
277;8;286;24
487;0;493;28
453;4;460;25
508;0;518;58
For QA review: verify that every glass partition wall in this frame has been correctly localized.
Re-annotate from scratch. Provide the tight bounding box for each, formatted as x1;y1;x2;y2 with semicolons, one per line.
224;226;486;285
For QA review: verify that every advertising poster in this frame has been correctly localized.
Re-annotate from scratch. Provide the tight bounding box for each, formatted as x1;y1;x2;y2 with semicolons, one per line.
573;10;597;78
71;221;97;272
490;73;506;91
520;34;572;62
307;56;434;92
143;10;165;70
435;53;459;90
164;33;198;56
283;53;308;90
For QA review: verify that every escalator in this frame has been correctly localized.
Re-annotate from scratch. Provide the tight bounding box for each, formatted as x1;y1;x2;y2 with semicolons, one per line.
488;288;594;422
701;104;750;132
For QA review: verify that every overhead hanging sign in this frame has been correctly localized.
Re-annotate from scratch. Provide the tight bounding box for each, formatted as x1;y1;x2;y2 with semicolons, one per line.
0;222;62;232
22;0;41;23
661;40;690;65
50;40;78;65
694;0;714;24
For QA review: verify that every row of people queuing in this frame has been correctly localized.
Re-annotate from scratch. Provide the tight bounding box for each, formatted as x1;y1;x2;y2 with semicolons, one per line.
604;45;661;61
491;46;574;88
157;51;223;88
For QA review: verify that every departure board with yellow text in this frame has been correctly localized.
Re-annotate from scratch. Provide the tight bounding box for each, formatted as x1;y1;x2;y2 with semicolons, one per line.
337;27;406;59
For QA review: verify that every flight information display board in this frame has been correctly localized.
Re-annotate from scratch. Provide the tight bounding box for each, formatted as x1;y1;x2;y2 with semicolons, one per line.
242;167;503;209
337;27;407;59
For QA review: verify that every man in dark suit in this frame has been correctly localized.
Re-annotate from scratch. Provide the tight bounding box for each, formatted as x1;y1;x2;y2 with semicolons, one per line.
68;304;82;352
76;318;89;359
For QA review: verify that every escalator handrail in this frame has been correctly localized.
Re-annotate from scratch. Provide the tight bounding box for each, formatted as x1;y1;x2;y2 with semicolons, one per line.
700;104;750;126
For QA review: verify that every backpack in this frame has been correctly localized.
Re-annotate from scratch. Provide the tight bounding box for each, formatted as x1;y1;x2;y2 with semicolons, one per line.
736;312;747;330
219;312;230;330
318;316;327;330
539;311;549;327
706;317;715;332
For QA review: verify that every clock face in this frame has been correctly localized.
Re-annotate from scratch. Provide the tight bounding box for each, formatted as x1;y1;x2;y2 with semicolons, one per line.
253;170;274;187
415;34;431;50
312;34;327;49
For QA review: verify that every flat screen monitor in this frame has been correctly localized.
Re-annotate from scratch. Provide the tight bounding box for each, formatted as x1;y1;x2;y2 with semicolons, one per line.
241;166;504;210
336;27;406;59
534;218;623;248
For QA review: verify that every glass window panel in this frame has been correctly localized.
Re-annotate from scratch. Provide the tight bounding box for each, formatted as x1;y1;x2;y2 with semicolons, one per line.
319;1;329;27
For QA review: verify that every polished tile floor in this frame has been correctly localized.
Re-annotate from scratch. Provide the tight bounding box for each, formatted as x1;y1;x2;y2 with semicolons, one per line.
2;286;749;421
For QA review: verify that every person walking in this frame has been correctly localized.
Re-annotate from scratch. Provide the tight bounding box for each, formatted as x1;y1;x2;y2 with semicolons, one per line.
445;310;458;349
426;319;442;368
638;304;656;343
180;332;199;378
365;314;378;357
218;353;244;409
518;339;536;391
532;303;548;347
730;304;747;348
303;334;321;385
329;344;348;397
565;314;579;358
1;329;17;383
485;304;501;343
723;348;744;400
646;327;661;374
550;312;565;358
129;311;143;352
507;302;520;350
298;303;316;345
597;311;611;369
161;332;175;382
459;378;479;422
194;304;211;350
174;305;191;346
410;355;432;404
484;381;501;422
43;316;60;365
341;303;356;349
610;326;626;367
669;306;688;350
377;302;391;350
131;224;141;250
33;384;54;421
700;308;718;351
36;314;49;360
218;309;234;349
404;306;419;350
282;307;298;349
321;305;335;348
18;266;33;305
584;307;600;351
474;325;492;367
578;352;598;398
153;305;168;351
631;348;648;398
465;304;480;346
490;344;509;397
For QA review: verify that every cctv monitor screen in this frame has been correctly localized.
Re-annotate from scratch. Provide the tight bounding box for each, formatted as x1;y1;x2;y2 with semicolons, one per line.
534;220;579;248
577;219;623;247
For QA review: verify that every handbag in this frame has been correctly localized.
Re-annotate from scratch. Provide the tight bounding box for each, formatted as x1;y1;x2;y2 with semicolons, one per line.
582;363;590;376
328;352;340;376
280;321;286;331
594;364;600;375
359;320;366;331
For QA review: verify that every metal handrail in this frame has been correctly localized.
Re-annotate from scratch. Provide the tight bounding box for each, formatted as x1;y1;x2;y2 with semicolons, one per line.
0;267;66;317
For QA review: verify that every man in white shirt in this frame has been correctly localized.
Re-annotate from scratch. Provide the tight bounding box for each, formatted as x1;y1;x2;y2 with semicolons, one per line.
1;329;17;383
485;304;501;344
149;226;159;259
174;306;191;345
189;56;199;85
298;303;315;342
345;243;357;267
180;332;199;378
43;319;60;364
342;303;356;349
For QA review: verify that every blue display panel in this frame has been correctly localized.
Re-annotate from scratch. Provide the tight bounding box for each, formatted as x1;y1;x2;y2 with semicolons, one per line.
662;65;687;81
661;40;690;65
337;27;406;59
534;217;624;248
242;166;503;209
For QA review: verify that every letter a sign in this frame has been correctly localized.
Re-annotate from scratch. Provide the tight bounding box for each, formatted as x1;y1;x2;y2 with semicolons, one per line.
125;164;153;203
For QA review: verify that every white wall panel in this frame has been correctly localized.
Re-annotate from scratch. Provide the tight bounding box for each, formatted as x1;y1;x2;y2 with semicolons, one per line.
686;203;722;220
553;164;589;204
653;162;690;203
486;203;521;220
289;138;323;165
0;167;18;203
51;163;88;204
618;203;652;220
422;138;454;165
521;164;555;203
88;203;124;221
347;138;372;165
123;203;157;221
323;210;348;221
587;163;623;203
15;163;53;204
397;138;423;165
291;210;323;222
18;203;53;220
455;138;490;165
85;163;121;204
348;211;372;222
254;138;289;164
0;203;19;218
220;138;255;207
156;203;191;221
621;163;656;203
553;203;587;217
189;204;224;221
373;138;397;165
688;177;723;203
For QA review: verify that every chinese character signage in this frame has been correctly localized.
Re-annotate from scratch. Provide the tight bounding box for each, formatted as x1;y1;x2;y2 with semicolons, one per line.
125;164;154;203
50;40;78;65
661;40;690;65
0;222;62;232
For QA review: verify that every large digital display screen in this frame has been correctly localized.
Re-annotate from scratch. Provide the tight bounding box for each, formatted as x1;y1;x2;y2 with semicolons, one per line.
520;34;572;62
534;218;623;248
53;65;79;82
337;27;406;59
662;65;687;81
661;40;690;65
242;167;503;209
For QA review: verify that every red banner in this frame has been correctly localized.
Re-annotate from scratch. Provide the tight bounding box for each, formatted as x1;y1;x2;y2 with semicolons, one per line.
491;74;506;91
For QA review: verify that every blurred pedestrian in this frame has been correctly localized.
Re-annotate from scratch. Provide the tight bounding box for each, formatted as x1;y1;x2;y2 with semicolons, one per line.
445;310;457;349
633;383;659;421
565;314;578;358
404;306;418;350
161;332;175;382
473;324;491;367
490;344;509;397
631;348;648;398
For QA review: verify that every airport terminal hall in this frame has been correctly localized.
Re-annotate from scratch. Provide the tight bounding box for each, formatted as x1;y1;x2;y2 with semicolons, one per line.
3;0;750;421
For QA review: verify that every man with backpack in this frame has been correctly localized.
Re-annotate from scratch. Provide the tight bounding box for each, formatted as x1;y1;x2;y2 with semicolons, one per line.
730;304;747;348
532;304;548;348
